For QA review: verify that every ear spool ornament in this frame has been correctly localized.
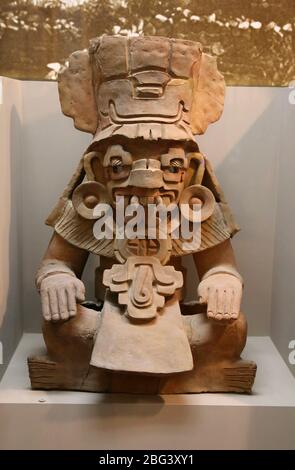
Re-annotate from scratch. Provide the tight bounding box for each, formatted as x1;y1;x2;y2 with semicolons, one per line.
181;152;215;223
72;181;110;220
71;150;110;220
180;184;215;223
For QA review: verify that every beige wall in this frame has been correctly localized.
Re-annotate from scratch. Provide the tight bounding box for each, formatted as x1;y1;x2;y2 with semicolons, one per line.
0;77;11;328
270;90;295;376
0;77;23;378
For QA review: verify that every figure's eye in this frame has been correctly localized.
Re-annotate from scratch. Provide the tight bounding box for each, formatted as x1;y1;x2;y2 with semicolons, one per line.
112;165;124;174
162;158;185;182
168;166;180;173
111;157;123;167
170;158;183;169
108;157;130;180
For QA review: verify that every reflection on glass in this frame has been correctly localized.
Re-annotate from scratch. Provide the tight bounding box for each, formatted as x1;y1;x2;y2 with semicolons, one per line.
0;0;294;85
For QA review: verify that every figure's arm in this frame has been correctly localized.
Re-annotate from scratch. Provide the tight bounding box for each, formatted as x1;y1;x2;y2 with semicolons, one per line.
193;239;243;321
36;232;89;322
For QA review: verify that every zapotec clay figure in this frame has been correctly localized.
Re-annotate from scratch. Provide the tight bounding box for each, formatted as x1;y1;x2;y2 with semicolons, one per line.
28;35;256;393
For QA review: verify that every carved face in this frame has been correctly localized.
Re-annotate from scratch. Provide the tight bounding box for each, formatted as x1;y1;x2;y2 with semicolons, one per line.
75;138;214;233
85;140;198;207
102;143;188;206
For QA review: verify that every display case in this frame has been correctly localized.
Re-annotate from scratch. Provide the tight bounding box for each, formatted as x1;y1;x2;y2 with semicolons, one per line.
0;76;295;449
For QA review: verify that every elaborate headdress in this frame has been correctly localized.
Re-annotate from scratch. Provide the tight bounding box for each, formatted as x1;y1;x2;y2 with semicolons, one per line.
58;35;225;144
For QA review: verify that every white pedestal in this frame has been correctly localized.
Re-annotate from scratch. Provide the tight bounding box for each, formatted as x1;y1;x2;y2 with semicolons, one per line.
0;334;295;450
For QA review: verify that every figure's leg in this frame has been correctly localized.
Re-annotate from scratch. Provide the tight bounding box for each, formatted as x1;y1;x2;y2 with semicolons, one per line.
160;312;257;393
28;306;256;394
28;302;160;393
28;305;110;391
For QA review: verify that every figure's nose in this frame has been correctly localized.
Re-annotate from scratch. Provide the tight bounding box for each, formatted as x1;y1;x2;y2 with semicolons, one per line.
128;159;163;188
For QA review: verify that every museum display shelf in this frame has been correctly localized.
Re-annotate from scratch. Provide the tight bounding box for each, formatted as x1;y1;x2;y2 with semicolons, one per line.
1;77;295;450
0;334;294;450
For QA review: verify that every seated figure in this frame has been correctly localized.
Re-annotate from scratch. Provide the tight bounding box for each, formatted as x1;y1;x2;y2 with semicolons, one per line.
28;35;256;394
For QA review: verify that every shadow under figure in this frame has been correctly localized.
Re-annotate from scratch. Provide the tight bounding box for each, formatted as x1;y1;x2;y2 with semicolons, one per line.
28;35;256;394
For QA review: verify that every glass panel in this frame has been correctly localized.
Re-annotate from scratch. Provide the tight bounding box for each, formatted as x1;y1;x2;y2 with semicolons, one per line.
0;0;294;85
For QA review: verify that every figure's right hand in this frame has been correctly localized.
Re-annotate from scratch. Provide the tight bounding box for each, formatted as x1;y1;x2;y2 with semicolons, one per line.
40;273;85;322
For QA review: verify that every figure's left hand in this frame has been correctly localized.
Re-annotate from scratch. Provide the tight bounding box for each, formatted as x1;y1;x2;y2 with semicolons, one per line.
197;273;242;321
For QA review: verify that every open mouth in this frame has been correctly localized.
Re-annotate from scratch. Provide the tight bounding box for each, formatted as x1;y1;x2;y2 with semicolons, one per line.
113;189;178;206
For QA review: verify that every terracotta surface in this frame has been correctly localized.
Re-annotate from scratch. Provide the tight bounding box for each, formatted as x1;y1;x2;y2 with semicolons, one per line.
28;35;256;394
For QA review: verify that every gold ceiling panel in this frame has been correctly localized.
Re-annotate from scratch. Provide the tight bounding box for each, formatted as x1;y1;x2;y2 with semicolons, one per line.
0;0;294;86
